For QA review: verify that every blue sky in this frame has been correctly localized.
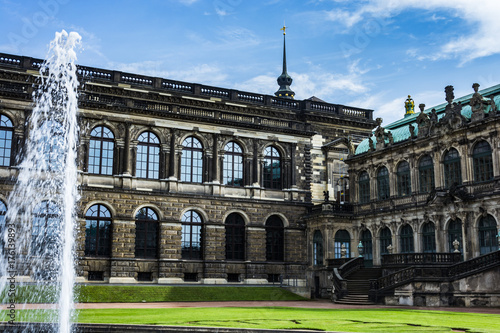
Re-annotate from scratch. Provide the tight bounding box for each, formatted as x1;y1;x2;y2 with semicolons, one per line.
1;0;500;125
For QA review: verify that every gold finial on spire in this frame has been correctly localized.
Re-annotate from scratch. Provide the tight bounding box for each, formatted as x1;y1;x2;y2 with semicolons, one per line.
281;22;287;35
404;95;415;117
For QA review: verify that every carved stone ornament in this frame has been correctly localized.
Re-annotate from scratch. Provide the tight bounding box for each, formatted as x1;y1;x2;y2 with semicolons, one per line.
479;206;488;217
368;137;375;151
340;244;347;258
470;83;488;122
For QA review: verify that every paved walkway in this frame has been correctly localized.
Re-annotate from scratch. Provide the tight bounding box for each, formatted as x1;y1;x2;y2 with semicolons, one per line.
4;300;500;314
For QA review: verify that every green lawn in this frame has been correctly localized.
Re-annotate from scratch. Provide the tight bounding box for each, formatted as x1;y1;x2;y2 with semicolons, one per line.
2;285;305;303
2;307;499;332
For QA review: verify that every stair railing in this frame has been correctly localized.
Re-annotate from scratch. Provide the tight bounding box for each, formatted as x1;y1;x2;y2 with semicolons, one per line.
448;250;500;278
371;250;500;299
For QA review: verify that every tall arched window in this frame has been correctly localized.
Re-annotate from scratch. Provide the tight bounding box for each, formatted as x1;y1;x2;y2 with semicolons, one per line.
39;120;64;172
377;167;390;200
358;171;370;203
334;229;350;258
31;201;61;255
400;224;414;253
266;215;284;261
422;222;436;253
473;141;493;183
313;230;324;266
89;126;114;175
443;148;462;188
448;219;462;253
379;227;392;256
136;132;160;179
225;213;245;260
85;204;112;257
479;215;498;255
397;161;411;197
181;210;203;259
223;142;243;186
419;155;435;193
135;207;159;258
263;146;281;189
361;229;373;262
181;137;203;183
0;115;13;167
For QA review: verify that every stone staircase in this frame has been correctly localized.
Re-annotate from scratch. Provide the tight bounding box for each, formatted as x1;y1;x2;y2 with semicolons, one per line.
335;267;382;305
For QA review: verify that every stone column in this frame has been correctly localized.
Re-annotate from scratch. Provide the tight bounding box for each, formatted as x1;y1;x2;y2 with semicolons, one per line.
433;149;442;188
211;134;219;183
123;123;132;175
168;129;177;179
202;224;226;283
252;140;259;185
158;221;183;284
245;227;267;283
109;219;136;283
160;143;169;179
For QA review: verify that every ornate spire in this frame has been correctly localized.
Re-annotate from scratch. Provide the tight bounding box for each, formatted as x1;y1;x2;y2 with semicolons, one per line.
275;23;295;99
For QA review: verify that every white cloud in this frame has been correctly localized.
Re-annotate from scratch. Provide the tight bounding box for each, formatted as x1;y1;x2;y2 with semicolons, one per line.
235;63;368;102
323;0;500;63
176;0;199;5
215;8;228;17
348;89;446;125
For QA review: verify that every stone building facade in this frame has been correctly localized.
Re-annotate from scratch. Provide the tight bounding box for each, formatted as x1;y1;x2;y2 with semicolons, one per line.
0;53;374;285
305;85;500;305
1;50;498;304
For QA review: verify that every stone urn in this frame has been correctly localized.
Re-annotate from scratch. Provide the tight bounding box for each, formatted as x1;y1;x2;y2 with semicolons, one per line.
357;241;364;257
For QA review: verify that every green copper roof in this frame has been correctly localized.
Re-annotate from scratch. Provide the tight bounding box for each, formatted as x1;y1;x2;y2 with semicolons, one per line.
354;84;500;155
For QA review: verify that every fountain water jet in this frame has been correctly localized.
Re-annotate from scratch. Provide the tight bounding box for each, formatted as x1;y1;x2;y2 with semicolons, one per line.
0;30;81;332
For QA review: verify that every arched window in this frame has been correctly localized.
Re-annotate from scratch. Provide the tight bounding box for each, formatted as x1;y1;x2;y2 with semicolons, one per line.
39;120;64;172
181;137;203;183
225;213;245;260
89;126;114;175
0;115;13;167
135;207;159;258
396;161;411;197
136;132;160;179
358;171;370;204
448;219;462;253
223;142;243;186
181;210;203;259
0;201;6;250
334;229;350;258
361;229;373;261
85;204;112;257
313;230;324;266
377;167;390;200
263;146;281;189
422;222;436;253
419;155;435;193
479;215;498;255
400;224;414;254
265;215;284;261
379;227;392;256
473;141;493;183
31;201;61;255
443;148;461;188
